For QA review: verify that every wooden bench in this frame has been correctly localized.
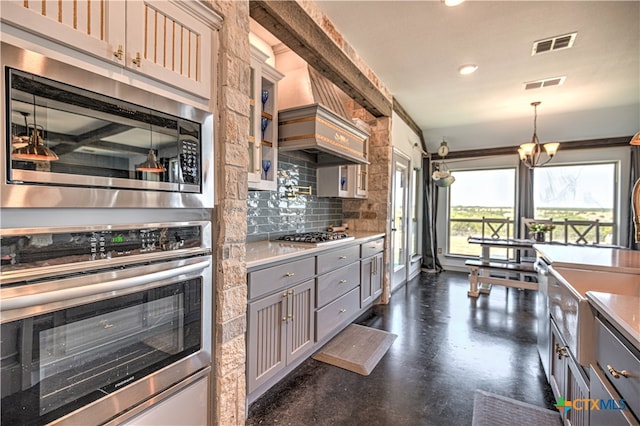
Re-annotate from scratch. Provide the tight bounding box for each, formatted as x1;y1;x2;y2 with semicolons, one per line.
466;259;538;297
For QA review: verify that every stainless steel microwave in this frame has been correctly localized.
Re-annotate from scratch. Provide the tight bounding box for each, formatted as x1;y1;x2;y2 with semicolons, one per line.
1;43;214;208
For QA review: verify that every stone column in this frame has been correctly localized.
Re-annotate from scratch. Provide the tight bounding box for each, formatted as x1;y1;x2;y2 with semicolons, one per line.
344;103;393;303
208;1;250;424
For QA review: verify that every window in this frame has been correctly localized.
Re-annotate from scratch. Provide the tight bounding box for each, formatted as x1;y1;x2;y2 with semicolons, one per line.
533;163;617;244
448;168;516;257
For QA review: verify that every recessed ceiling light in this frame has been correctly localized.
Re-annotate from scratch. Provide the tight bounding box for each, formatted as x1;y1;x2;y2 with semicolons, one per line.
443;0;465;6
458;64;478;75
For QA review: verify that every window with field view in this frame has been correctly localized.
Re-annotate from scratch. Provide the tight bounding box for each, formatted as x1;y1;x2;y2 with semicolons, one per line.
448;168;516;257
533;163;617;244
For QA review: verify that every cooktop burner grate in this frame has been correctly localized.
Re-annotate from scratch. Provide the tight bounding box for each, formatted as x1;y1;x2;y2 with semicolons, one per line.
276;231;353;245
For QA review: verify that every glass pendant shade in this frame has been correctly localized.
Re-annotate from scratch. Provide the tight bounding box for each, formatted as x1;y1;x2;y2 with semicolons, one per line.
630;131;640;146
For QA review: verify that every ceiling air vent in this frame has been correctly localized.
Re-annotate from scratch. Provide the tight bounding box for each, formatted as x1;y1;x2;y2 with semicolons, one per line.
531;32;577;55
524;76;567;90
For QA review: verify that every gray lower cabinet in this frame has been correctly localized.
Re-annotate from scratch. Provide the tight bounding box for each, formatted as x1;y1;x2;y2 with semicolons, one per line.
247;279;315;394
593;317;640;424
246;236;385;405
361;252;383;307
549;319;590;426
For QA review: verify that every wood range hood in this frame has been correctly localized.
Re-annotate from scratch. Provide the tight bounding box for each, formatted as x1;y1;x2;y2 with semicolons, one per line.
276;51;370;166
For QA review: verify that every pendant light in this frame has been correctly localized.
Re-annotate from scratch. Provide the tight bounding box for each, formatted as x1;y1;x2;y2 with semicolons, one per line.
136;123;165;173
518;101;559;169
11;95;59;161
629;131;640;145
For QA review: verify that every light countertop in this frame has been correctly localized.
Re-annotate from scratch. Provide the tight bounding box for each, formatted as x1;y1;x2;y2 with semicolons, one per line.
534;244;640;274
586;291;640;352
246;232;385;270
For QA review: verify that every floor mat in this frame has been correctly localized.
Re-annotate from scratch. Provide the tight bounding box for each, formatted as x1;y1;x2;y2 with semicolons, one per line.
312;324;397;375
471;390;562;426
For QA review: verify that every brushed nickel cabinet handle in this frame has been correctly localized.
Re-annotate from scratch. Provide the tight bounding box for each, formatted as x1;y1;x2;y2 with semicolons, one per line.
607;364;629;379
339;308;347;313
339;256;347;259
284;272;295;277
282;291;288;322
339;279;347;283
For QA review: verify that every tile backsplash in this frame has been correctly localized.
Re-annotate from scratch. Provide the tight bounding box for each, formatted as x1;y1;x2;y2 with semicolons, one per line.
247;154;343;242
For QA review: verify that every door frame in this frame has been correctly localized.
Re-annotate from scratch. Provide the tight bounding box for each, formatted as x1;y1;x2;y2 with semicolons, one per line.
390;149;411;291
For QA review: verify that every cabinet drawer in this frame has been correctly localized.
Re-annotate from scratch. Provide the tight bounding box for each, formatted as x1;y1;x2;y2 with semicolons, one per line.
317;262;360;307
596;318;640;419
316;287;360;342
361;238;384;258
317;246;359;275
589;366;639;426
248;257;315;300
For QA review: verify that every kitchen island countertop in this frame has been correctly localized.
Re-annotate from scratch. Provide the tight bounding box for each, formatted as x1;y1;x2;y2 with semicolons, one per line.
586;291;640;352
534;243;640;274
246;231;385;270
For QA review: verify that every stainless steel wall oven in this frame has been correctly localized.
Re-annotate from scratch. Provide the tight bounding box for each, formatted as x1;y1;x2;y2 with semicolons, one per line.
1;42;214;208
0;221;213;425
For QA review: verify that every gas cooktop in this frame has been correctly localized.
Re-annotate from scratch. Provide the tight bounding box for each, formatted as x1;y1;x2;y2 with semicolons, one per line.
275;231;354;246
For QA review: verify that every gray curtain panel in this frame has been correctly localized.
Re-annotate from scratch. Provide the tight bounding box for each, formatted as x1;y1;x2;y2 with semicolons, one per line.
516;162;534;239
628;145;640;250
421;156;443;272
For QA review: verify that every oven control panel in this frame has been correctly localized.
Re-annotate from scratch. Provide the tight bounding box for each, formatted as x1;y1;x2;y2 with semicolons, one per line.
1;224;204;271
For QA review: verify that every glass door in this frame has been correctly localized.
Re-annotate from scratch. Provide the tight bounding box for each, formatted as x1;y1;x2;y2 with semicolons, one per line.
391;151;410;291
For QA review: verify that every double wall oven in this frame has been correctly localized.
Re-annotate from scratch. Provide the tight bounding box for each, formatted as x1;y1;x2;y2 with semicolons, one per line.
1;42;215;424
1;222;213;425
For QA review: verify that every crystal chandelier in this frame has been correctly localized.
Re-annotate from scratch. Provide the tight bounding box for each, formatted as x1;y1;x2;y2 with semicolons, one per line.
518;102;559;169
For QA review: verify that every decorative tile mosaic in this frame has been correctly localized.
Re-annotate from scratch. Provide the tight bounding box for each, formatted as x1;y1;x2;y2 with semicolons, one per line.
247;154;343;242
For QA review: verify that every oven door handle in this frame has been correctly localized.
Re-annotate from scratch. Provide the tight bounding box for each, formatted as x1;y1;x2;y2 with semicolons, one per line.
1;259;211;312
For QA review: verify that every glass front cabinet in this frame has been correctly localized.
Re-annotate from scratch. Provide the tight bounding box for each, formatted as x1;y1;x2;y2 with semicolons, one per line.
248;46;284;191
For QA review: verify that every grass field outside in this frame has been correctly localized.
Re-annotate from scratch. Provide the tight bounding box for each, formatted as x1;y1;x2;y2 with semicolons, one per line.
448;206;614;257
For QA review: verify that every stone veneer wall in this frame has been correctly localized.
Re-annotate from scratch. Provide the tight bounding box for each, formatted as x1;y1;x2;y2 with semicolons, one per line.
247;154;344;241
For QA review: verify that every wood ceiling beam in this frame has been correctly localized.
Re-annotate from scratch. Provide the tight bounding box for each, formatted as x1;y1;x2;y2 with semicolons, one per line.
250;0;392;118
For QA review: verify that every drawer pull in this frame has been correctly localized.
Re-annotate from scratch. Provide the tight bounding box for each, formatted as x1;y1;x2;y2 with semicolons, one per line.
339;308;347;313
339;256;347;260
339;279;347;283
284;272;295;277
607;364;629;379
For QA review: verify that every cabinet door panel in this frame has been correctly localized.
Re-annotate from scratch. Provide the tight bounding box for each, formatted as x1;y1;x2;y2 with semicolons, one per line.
247;291;287;394
360;258;373;307
287;280;315;364
126;1;212;97
549;321;567;403
372;253;384;298
2;0;125;62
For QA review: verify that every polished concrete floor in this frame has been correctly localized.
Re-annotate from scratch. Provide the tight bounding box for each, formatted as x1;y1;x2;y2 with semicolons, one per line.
246;271;556;425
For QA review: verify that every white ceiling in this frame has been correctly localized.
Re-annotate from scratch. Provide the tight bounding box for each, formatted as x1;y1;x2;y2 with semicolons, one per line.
302;1;640;153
